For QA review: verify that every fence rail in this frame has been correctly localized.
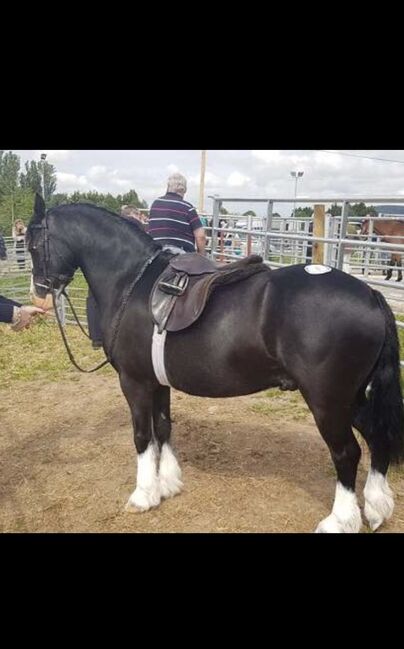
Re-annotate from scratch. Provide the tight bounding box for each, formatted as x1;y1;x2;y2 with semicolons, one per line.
2;195;404;366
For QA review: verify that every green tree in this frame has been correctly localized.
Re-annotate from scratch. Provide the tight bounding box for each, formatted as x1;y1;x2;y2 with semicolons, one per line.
121;189;144;208
0;151;22;234
47;193;69;208
294;207;313;219
0;151;20;197
20;159;57;202
38;160;57;201
243;210;256;217
20;161;43;194
349;202;377;217
328;203;342;216
0;189;34;235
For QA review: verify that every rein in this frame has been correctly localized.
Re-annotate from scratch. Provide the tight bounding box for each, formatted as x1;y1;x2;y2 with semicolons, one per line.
52;290;109;373
52;248;162;373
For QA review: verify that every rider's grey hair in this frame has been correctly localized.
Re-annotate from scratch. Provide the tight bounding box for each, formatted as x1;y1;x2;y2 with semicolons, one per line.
167;173;187;196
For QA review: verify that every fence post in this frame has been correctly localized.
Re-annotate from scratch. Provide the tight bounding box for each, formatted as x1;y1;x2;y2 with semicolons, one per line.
263;200;274;261
247;214;252;256
336;201;350;270
211;196;221;260
363;218;374;278
55;293;66;325
323;212;331;265
313;204;325;264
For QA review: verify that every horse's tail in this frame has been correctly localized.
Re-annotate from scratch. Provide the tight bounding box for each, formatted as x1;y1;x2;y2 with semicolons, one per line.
366;289;404;464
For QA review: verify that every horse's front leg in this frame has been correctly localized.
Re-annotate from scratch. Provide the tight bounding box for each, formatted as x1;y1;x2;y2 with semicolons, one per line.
119;373;161;512
153;385;183;500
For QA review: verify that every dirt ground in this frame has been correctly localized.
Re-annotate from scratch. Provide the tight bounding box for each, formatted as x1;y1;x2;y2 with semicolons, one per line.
1;373;404;533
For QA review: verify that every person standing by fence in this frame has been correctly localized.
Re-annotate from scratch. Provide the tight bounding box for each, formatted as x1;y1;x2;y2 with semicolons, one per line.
12;220;27;270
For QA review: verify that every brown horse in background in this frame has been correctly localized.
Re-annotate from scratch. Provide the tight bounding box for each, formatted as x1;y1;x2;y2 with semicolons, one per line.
360;218;404;282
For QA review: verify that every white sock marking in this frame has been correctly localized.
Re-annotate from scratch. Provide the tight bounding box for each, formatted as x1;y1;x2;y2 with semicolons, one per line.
126;442;161;512
364;469;394;531
315;482;362;533
159;443;183;499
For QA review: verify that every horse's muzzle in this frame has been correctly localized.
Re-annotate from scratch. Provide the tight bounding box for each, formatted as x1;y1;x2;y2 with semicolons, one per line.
30;275;54;311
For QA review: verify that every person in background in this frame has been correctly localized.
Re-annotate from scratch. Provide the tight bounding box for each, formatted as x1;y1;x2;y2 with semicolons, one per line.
0;232;7;261
121;204;148;228
148;173;206;255
12;219;27;270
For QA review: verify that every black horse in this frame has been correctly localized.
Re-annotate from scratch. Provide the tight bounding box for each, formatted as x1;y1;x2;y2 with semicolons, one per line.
27;195;404;533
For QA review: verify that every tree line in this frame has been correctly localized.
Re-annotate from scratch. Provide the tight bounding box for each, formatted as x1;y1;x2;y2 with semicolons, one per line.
0;151;147;236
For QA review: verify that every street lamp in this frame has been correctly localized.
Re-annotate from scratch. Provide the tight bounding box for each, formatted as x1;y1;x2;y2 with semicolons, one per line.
40;153;47;202
290;170;304;218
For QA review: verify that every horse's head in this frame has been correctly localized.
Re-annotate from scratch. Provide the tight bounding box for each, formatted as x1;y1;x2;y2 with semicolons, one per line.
358;218;370;236
27;194;77;310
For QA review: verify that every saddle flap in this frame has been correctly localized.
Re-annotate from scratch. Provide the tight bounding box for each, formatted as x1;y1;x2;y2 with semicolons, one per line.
169;252;218;275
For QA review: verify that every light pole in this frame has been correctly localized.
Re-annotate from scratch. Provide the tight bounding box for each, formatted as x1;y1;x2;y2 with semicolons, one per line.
40;153;47;202
290;170;304;218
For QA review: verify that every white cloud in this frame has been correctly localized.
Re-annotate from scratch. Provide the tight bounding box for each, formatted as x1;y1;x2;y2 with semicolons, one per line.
88;165;108;178
313;151;343;169
188;171;222;188
56;172;90;191
110;177;133;189
226;171;251;187
251;150;283;164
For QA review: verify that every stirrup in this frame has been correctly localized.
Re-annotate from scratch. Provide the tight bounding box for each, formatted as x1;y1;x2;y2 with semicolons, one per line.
158;275;189;296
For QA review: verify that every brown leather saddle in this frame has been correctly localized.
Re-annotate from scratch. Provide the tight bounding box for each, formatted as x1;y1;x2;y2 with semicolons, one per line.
150;252;270;333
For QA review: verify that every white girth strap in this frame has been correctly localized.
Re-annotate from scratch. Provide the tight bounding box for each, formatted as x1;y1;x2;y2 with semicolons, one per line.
151;325;171;386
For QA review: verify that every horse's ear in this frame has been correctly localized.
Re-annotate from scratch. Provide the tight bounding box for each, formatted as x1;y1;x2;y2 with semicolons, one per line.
32;192;46;223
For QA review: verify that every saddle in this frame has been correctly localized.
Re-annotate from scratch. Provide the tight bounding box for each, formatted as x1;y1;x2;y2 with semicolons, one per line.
150;252;269;333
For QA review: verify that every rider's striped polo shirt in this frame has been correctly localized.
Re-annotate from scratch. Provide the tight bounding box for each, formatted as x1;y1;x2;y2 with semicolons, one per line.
147;192;203;252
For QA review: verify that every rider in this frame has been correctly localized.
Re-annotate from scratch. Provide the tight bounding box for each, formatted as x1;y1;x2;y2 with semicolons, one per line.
148;173;207;255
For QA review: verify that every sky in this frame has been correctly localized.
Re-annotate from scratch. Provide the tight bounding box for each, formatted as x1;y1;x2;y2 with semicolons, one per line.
11;150;404;216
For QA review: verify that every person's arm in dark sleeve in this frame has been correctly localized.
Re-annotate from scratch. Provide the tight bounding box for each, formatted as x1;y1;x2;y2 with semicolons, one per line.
0;295;22;323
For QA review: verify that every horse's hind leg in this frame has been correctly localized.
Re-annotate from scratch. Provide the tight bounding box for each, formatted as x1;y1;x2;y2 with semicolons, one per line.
385;257;393;281
395;255;402;282
353;402;394;531
152;386;183;500
120;373;161;512
309;403;362;533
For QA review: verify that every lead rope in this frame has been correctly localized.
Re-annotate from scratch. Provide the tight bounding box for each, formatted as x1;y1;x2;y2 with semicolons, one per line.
52;291;109;373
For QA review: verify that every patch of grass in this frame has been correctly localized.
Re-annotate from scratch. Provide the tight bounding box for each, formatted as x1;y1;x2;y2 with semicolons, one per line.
0;317;113;387
250;389;310;421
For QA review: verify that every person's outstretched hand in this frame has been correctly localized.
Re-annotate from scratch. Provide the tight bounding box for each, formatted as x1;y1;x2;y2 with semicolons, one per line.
11;306;45;331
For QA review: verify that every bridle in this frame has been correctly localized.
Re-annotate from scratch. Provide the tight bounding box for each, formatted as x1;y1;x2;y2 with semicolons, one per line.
30;214;162;373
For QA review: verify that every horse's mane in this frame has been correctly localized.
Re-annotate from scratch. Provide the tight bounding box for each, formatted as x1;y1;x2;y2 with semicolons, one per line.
47;202;160;251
